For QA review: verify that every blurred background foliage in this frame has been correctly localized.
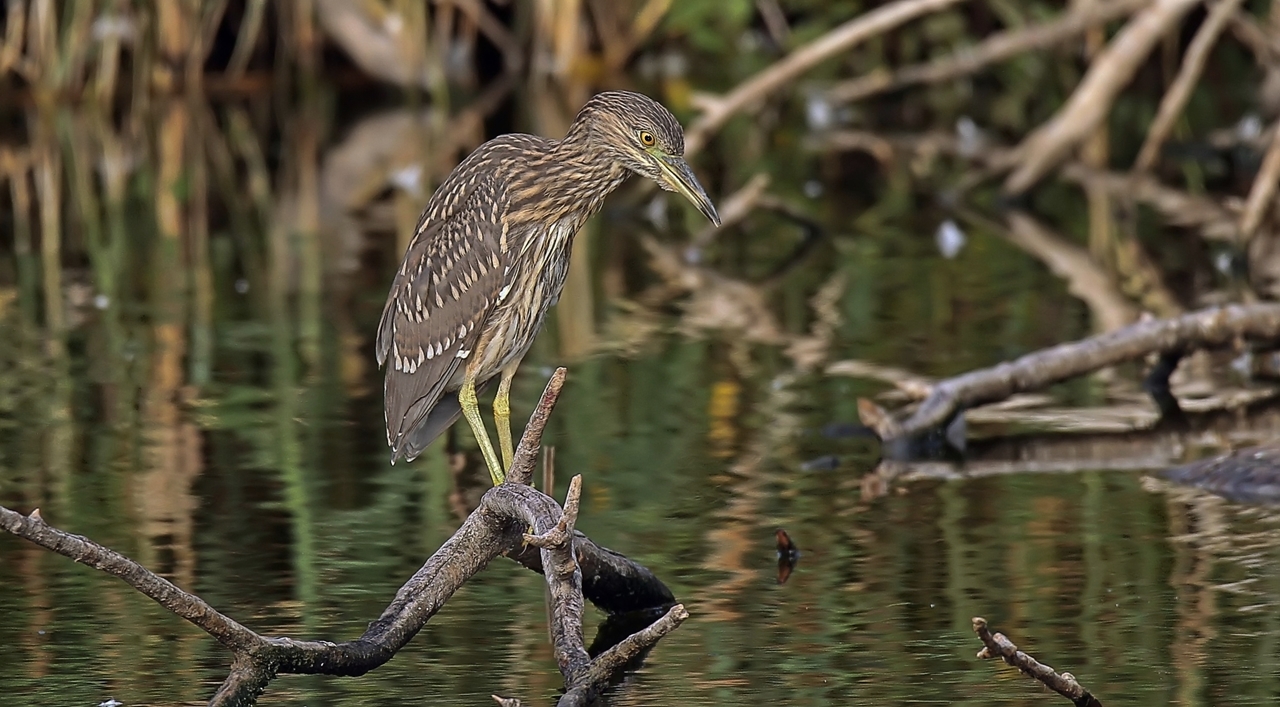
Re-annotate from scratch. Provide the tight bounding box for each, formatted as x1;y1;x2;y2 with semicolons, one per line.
3;0;1280;704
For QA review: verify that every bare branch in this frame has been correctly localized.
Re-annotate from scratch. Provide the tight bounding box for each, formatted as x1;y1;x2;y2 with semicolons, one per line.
508;366;567;485
684;0;970;155
1241;118;1280;241
1134;0;1243;172
0;505;265;655
1005;211;1139;330
973;617;1104;707
1005;0;1201;194
877;303;1280;443
827;0;1149;104
1;372;682;706
559;604;690;707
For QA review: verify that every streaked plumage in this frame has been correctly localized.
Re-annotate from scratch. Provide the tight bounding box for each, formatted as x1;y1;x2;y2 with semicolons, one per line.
377;91;719;476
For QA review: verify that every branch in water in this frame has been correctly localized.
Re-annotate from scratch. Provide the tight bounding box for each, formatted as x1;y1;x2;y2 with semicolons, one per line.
972;617;1104;707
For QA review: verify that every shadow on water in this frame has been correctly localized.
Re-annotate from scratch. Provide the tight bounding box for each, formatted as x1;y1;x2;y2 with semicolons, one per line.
3;15;1280;707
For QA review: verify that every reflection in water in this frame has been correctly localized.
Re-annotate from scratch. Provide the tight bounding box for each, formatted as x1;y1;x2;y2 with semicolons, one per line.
2;83;1280;707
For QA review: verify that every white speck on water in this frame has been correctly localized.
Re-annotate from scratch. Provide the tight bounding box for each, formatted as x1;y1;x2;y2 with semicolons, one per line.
660;51;688;78
99;699;123;707
91;15;136;42
645;195;668;229
956;116;985;157
390;164;424;198
93;294;110;310
803;180;823;198
1237;113;1264;141
1231;351;1253;376
1214;251;1234;276
935;219;966;259
235;278;250;294
806;93;834;132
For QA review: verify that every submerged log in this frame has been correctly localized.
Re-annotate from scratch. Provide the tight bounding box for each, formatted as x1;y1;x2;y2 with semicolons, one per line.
1161;446;1280;504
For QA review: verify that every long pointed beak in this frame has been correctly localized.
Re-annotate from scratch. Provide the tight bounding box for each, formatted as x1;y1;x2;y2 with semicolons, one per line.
660;157;721;226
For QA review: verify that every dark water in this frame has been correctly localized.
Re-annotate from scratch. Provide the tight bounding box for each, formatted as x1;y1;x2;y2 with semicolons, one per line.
2;96;1279;706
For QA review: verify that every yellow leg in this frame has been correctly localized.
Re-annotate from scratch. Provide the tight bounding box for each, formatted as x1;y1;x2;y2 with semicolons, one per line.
494;363;519;472
459;374;505;485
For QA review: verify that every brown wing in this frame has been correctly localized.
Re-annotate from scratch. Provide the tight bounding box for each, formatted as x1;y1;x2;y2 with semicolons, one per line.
377;191;507;463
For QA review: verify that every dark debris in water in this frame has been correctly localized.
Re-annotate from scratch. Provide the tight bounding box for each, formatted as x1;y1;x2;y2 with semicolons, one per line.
1160;446;1280;505
775;529;800;585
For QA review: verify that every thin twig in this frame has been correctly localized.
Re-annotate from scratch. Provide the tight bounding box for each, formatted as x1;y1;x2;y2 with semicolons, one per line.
683;0;970;155
0;505;266;655
973;617;1104;707
1241;118;1280;241
1134;0;1243;172
827;0;1149;104
524;475;582;548
560;604;690;706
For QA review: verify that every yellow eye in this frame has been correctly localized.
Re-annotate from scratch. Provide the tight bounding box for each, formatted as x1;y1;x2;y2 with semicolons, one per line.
638;130;656;147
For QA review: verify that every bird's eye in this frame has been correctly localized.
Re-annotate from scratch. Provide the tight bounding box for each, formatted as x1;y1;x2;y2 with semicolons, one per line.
638;130;656;147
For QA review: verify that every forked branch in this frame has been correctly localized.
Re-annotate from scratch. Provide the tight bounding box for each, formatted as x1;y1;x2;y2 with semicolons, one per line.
0;368;685;706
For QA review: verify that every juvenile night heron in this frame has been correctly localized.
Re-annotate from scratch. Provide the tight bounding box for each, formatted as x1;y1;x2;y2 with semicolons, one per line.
377;91;720;484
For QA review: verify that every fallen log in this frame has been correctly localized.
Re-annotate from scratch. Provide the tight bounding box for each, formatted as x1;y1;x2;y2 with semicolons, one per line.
862;303;1280;448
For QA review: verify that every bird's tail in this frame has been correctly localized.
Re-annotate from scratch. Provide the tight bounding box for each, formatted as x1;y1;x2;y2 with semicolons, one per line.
391;377;496;464
391;391;462;464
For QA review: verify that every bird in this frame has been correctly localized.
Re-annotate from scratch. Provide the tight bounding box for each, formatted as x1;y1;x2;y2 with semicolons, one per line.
376;90;721;485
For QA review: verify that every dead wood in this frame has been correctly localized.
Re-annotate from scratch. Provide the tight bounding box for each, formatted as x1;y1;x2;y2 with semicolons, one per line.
683;0;970;156
1240;118;1280;241
1133;0;1243;172
865;303;1280;445
999;211;1138;332
0;369;685;706
1004;0;1202;194
1060;164;1242;242
972;617;1104;707
859;395;1280;499
813;129;1243;242
827;0;1149;105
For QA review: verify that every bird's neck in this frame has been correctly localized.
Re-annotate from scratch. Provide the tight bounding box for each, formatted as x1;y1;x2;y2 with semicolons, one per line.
507;131;630;230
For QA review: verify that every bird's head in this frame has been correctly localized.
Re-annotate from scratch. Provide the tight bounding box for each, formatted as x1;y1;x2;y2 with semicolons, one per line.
573;91;721;226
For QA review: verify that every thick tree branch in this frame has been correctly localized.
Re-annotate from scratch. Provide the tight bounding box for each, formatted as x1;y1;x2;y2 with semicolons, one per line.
0;370;684;706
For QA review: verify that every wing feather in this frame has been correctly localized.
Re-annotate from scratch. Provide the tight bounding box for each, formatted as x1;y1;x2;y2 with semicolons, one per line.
378;185;507;463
